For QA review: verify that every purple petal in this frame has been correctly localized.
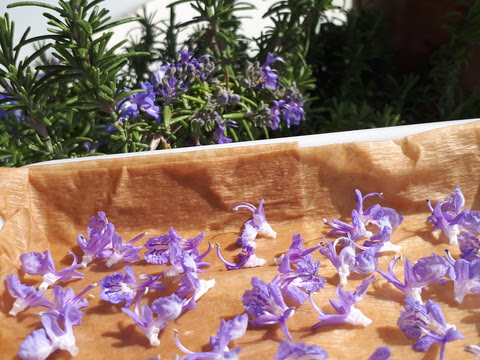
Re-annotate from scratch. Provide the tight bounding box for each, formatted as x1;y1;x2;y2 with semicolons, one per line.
18;329;55;360
367;346;392;360
274;340;329;360
151;294;184;323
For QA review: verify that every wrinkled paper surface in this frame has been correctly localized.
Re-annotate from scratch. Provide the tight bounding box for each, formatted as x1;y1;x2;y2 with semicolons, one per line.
1;120;480;359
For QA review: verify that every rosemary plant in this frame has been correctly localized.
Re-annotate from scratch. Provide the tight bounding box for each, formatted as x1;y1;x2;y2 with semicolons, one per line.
0;0;479;167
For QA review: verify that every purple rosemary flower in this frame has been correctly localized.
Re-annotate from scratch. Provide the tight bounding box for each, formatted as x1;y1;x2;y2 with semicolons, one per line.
216;244;266;270
427;187;467;245
367;346;392;360
320;237;378;286
175;253;216;311
274;233;323;266
324;209;371;241
233;199;276;250
242;277;295;341
179;48;195;63
122;293;184;346
443;186;466;214
310;275;375;329
260;52;284;91
43;283;96;325
397;298;464;359
282;99;306;128
356;190;403;229
213;119;237;144
6;274;53;316
465;344;480;358
217;200;276;271
273;251;326;304
118;82;161;122
174;313;248;360
144;227;207;265
274;341;329;360
99;265;165;307
363;222;400;253
377;254;451;303
150;63;170;88
105;232;146;267
458;233;480;261
444;251;480;304
18;303;79;360
20;250;84;290
268;99;286;130
77;212;115;267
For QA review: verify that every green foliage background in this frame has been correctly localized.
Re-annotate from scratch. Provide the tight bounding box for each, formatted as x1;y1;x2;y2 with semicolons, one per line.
1;0;479;166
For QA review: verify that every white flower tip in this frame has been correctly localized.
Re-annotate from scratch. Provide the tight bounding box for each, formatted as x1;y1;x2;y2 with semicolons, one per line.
449;238;459;246
149;338;161;347
322;218;328;223
454;294;464;304
9;301;25;316
377;242;401;254
274;254;284;265
88;294;95;298
69;346;79;357
259;223;276;238
244;255;266;268
348;307;372;327
39;283;48;291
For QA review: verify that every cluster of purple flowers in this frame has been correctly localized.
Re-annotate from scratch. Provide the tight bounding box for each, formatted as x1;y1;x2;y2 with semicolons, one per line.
241;53;307;131
321;189;404;286
216;199;276;270
426;187;480;304
96;226;216;347
115;259;215;348
144;226;212;276
273;234;326;304
242;276;296;341
6;249;96;360
397;298;464;360
77;211;145;268
268;91;306;130
117;48;241;145
115;49;308;149
8;186;480;359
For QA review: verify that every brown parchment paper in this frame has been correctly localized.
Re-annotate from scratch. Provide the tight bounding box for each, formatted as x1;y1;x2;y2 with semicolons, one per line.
1;120;480;360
